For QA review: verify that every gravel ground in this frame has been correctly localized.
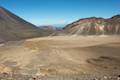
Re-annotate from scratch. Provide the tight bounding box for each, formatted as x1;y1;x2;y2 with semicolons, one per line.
0;73;120;80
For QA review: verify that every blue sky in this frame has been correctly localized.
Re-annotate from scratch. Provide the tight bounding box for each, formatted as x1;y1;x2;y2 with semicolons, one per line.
0;0;120;26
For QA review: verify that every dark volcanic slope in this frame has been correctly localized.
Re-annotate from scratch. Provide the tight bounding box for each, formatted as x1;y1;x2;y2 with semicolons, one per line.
0;7;44;42
64;15;120;35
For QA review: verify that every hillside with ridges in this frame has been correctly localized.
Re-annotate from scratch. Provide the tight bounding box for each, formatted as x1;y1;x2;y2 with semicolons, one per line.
64;15;120;35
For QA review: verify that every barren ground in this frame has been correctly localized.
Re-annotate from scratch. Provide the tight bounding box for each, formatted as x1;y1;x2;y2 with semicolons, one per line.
0;35;120;80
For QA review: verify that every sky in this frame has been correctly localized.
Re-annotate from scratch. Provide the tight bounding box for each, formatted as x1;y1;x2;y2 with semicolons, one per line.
0;0;120;26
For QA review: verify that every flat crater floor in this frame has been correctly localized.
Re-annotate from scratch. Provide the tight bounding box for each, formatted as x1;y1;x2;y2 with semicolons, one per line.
0;36;120;80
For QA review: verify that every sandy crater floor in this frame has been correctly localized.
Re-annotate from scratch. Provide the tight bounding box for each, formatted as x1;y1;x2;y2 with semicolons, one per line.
0;36;120;80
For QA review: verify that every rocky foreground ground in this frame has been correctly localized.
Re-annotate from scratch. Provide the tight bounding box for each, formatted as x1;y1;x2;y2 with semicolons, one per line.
0;73;120;80
0;36;120;80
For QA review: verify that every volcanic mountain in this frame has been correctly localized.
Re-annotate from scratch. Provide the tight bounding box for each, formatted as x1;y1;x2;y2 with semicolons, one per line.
0;7;44;42
64;15;120;35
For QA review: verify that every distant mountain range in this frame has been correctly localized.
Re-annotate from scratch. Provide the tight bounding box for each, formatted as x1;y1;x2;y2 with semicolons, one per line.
0;6;120;42
64;15;120;35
